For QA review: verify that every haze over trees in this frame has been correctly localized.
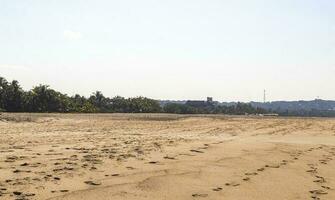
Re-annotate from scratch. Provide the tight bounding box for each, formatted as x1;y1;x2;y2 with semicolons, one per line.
3;76;335;117
163;102;266;115
2;76;335;117
251;100;335;117
0;77;267;115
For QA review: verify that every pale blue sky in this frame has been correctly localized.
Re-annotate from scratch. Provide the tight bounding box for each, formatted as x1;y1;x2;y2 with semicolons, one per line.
1;0;334;101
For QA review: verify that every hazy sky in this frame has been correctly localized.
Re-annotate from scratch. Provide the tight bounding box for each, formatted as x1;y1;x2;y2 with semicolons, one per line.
1;0;334;102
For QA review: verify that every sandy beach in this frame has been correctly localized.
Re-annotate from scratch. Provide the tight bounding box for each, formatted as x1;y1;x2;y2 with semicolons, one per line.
1;113;335;200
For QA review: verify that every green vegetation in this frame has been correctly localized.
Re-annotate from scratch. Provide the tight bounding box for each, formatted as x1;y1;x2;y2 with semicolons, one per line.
0;77;162;113
163;102;266;115
0;76;265;115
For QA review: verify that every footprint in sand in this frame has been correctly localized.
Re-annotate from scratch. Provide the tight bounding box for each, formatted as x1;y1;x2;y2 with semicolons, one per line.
212;187;222;192
190;150;204;153
11;191;35;200
265;164;280;169
245;172;258;176
310;189;328;195
192;193;208;198
111;173;120;176
280;160;289;165
242;177;250;181
13;191;22;196
319;159;328;164
225;182;240;187
257;168;265;172
307;165;318;172
13;169;31;173
25;193;36;197
5;156;18;162
20;162;29;166
84;181;101;186
163;156;176;160
309;189;328;200
313;176;326;183
126;166;136;170
321;186;331;190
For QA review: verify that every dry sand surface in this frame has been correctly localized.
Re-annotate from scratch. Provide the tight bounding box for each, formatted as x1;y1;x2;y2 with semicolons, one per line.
1;113;335;200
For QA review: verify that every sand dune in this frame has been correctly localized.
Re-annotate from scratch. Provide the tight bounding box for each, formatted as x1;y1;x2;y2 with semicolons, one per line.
0;113;335;200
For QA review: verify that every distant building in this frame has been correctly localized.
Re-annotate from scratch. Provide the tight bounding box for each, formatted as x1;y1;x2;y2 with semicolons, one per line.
186;100;207;107
186;97;215;107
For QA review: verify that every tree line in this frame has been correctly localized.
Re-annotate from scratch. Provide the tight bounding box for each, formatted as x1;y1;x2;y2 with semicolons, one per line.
0;76;267;114
0;77;161;113
270;109;335;117
163;102;267;114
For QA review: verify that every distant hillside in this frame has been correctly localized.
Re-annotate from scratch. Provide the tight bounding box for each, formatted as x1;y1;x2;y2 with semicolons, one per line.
161;99;335;111
250;99;335;112
159;99;335;117
250;99;335;117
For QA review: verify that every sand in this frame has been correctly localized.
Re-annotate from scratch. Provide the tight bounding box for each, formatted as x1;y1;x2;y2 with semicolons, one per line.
0;113;335;200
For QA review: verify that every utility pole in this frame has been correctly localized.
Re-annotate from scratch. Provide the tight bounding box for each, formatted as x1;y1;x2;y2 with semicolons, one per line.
263;90;266;103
